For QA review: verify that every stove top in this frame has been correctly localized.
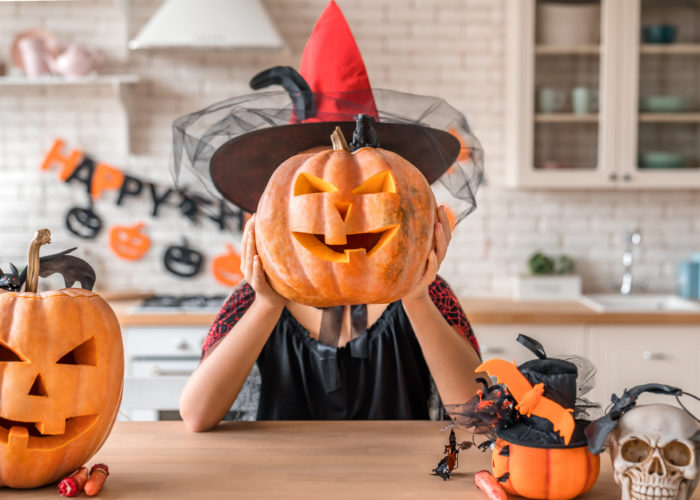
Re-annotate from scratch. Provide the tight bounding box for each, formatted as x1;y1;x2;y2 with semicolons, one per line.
129;294;228;314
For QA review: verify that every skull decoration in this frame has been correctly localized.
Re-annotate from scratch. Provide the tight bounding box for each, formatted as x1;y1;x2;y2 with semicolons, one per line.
610;404;700;500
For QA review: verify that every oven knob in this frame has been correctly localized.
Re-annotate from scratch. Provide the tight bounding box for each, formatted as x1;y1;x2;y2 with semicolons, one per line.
174;339;190;351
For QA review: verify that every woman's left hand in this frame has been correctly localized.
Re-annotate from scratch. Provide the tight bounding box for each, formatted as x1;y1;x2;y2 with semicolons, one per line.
403;205;452;301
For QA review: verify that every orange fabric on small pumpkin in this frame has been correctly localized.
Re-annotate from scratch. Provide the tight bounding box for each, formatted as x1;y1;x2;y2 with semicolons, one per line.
491;438;599;499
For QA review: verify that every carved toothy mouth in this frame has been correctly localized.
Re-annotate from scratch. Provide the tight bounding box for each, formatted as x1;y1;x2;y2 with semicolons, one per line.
0;415;98;449
293;226;399;263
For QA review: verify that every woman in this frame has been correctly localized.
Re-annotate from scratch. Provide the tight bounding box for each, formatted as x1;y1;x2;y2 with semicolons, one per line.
180;205;481;431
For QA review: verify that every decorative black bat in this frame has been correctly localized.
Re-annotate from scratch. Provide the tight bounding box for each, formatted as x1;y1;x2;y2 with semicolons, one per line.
1;248;96;292
0;263;22;291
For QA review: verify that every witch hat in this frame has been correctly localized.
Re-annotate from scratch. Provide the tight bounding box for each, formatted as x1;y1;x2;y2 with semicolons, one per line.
172;0;483;222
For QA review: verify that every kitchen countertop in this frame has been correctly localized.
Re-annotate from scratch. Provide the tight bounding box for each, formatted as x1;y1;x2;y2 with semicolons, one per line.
5;420;674;499
110;297;700;327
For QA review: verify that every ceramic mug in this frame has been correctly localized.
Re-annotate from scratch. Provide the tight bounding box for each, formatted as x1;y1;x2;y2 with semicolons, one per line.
17;36;51;78
537;87;566;113
571;86;598;114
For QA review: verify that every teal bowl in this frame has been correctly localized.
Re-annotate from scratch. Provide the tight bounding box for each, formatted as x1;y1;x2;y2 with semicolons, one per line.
640;95;689;113
640;151;686;169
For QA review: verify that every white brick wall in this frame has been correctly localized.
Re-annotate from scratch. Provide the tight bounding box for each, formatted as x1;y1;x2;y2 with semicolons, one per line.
1;0;698;297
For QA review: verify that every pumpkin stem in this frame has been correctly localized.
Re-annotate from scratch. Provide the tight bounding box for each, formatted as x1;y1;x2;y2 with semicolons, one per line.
349;114;380;151
331;127;350;152
25;228;51;293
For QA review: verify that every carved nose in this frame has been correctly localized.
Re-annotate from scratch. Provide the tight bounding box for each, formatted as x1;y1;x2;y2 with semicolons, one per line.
648;456;666;475
28;374;48;397
335;202;350;222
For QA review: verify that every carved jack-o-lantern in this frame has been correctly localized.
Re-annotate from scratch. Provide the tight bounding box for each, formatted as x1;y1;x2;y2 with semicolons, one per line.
255;127;436;307
109;222;151;261
0;229;123;488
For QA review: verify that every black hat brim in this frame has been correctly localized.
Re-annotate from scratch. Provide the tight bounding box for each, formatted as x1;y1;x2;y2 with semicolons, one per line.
210;121;460;213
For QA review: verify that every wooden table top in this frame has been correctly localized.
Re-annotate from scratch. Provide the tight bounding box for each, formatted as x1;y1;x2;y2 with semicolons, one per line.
8;420;698;499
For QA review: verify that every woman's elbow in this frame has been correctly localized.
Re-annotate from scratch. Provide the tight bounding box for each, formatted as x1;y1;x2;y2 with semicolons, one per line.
180;404;216;432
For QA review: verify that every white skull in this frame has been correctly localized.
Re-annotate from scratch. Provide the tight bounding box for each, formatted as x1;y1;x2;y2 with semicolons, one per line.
610;404;700;500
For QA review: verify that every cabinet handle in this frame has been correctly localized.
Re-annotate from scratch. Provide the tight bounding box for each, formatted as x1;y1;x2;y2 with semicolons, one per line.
609;173;617;181
150;366;194;377
481;346;505;355
623;173;631;182
174;339;191;351
641;350;664;360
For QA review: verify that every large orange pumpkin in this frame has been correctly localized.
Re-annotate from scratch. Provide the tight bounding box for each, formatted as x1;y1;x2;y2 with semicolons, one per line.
0;229;123;489
255;128;436;307
491;437;599;499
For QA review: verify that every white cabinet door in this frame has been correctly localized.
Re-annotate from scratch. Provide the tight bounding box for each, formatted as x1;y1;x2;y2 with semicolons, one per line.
476;324;586;363
587;325;700;412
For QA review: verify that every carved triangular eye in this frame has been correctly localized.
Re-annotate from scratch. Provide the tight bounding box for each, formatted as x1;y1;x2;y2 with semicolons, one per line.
294;173;338;195
57;337;97;366
352;171;397;194
0;342;24;362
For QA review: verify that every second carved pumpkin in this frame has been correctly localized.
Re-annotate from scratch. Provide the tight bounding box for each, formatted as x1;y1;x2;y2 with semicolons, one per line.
255;124;436;307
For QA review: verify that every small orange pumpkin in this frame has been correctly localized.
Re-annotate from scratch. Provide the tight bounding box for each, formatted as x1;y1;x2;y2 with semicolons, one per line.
211;244;243;287
255;127;436;307
491;437;600;499
0;229;123;488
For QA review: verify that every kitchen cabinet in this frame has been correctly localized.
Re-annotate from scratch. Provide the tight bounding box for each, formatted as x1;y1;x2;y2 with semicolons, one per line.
476;321;700;413
476;324;586;363
506;0;700;188
120;326;260;421
587;325;700;413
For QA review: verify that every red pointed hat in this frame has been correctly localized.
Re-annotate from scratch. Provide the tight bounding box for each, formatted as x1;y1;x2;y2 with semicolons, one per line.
299;0;377;120
172;1;483;224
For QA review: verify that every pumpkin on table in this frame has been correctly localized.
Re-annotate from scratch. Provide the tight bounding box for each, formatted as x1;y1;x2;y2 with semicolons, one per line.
255;118;437;307
0;229;123;489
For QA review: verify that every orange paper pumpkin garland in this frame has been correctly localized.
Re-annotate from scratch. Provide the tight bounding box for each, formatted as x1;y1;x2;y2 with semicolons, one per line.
255;121;436;307
109;222;151;260
0;229;123;488
212;244;243;287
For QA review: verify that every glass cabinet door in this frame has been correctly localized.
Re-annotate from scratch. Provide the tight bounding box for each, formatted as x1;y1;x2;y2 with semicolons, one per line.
534;0;602;171
507;0;619;187
630;0;700;185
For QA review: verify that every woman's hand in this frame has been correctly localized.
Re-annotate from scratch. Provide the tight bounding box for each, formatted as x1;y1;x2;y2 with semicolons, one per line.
240;214;288;308
403;205;452;301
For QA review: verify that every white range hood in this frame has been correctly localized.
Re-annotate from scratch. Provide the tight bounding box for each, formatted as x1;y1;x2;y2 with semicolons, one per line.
129;0;284;50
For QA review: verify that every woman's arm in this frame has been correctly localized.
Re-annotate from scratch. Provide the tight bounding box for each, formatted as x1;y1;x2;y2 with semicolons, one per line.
179;214;287;432
402;292;482;405
401;206;484;406
179;298;283;432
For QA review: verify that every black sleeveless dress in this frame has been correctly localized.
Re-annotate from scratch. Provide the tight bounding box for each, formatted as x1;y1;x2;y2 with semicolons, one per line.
202;277;479;420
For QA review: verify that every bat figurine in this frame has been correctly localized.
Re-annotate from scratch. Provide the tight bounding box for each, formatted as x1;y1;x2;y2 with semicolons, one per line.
476;358;575;445
0;264;23;291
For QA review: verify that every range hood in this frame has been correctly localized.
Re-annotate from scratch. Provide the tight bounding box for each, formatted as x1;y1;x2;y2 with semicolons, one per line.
129;0;284;50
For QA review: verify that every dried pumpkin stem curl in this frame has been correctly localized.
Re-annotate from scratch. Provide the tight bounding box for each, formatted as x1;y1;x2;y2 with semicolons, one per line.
26;228;51;293
331;127;350;152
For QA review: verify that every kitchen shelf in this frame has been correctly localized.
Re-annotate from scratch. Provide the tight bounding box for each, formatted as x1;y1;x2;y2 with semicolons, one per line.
1;73;141;153
535;113;598;123
641;44;700;55
638;113;700;123
535;44;600;55
0;74;140;86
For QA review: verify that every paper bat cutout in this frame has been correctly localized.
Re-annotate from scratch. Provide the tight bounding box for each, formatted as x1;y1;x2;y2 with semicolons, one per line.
17;248;96;291
477;358;575;445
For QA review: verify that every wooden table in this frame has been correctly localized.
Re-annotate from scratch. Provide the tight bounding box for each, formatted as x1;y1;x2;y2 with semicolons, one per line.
6;421;700;499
